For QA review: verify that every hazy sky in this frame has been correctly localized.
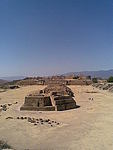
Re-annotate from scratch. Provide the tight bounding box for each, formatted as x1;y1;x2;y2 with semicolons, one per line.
0;0;112;76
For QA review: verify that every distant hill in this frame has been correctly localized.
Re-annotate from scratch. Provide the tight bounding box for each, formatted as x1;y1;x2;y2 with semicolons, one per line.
63;69;113;79
1;70;113;81
0;79;8;85
0;76;26;81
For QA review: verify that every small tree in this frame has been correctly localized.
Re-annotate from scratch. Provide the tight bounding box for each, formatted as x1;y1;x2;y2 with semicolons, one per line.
92;77;98;83
107;76;113;82
73;76;79;79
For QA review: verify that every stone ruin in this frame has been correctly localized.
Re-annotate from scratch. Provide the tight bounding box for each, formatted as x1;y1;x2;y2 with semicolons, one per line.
93;83;113;92
20;84;77;111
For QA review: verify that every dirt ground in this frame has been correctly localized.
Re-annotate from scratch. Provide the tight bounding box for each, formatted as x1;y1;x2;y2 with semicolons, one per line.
0;85;113;150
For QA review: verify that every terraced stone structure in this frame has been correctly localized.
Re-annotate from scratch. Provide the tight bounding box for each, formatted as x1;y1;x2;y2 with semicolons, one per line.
20;84;76;111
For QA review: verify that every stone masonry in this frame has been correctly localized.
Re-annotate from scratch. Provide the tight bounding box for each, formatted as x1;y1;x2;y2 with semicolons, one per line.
20;84;76;111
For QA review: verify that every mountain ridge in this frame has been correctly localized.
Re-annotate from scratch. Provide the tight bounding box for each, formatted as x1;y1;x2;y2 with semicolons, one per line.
62;69;113;79
0;79;8;85
0;69;113;81
0;76;26;81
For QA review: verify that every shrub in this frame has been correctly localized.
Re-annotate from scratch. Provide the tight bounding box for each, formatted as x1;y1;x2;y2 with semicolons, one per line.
73;76;79;79
107;76;113;82
92;77;98;83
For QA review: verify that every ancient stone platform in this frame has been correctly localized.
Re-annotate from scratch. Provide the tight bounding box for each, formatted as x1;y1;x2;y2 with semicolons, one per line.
20;84;76;111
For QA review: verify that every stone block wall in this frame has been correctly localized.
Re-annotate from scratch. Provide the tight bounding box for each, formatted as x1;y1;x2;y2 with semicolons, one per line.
20;84;77;111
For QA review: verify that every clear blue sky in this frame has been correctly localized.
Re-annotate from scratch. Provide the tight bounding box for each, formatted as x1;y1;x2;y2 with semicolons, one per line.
0;0;112;76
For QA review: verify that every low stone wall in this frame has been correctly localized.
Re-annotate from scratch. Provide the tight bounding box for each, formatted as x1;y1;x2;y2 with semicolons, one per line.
20;106;55;111
93;83;113;92
67;80;92;85
16;77;92;86
50;94;76;111
20;94;53;111
24;96;44;107
56;102;76;111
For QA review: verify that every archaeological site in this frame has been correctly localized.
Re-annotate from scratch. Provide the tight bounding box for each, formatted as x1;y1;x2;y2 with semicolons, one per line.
20;84;77;111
